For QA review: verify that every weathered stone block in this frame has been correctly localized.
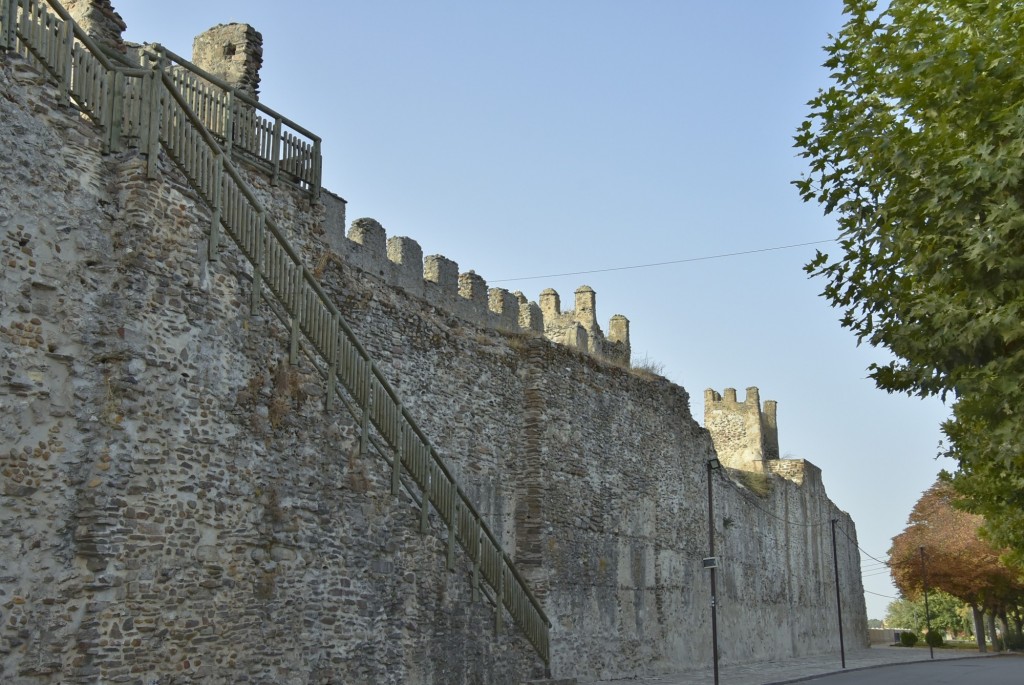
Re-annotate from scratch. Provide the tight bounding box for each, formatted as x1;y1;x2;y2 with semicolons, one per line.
192;23;263;99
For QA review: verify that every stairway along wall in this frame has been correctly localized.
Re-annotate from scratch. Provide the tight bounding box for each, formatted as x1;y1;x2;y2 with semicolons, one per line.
0;57;540;684
0;37;866;685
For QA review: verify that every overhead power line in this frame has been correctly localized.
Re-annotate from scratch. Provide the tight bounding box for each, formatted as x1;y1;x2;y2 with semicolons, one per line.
862;569;894;578
491;239;837;283
834;524;893;569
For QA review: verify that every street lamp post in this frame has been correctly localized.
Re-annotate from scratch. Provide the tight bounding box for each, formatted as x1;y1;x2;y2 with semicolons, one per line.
920;546;933;660
830;519;846;669
706;458;721;685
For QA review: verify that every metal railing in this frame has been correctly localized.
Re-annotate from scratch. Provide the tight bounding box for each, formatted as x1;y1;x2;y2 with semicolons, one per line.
0;0;550;665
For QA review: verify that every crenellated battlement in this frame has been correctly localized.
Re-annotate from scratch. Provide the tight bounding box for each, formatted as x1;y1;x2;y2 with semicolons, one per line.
325;217;631;364
704;386;780;471
60;1;634;367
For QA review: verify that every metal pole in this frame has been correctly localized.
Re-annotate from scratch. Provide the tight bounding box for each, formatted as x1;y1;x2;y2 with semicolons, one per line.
708;460;719;685
830;519;846;669
920;546;933;659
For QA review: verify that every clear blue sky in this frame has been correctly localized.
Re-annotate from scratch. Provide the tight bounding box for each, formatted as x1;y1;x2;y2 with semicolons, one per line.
117;0;954;621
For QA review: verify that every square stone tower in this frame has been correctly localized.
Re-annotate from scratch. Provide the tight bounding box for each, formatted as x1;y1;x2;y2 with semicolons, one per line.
704;387;779;471
64;0;126;53
192;23;263;100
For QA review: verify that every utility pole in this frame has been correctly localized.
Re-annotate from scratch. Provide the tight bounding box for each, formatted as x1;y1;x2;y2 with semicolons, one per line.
706;458;721;685
920;546;933;659
830;519;846;669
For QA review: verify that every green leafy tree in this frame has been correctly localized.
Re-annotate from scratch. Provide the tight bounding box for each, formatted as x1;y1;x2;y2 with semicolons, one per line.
885;597;922;632
886;592;971;637
794;0;1024;560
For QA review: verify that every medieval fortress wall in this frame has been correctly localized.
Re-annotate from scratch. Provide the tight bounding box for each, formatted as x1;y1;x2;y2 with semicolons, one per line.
0;3;866;683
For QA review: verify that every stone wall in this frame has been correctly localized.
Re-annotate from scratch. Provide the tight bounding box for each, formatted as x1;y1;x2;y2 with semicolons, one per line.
0;33;867;685
297;219;869;681
0;57;539;684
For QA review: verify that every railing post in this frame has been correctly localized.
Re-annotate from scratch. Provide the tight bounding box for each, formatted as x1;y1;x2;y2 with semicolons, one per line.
311;138;322;201
57;13;72;103
0;0;14;51
271;116;282;186
360;362;371;457
144;66;161;178
107;68;125;153
447;498;458;571
496;562;505;634
325;317;337;412
249;210;264;314
288;267;302;364
472;530;481;603
419;466;431;534
392;419;403;496
208;155;222;260
224;89;234;161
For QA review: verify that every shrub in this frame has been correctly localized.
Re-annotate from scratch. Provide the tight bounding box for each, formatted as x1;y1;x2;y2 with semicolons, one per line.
900;632;919;647
925;631;944;648
737;470;773;496
630;354;665;380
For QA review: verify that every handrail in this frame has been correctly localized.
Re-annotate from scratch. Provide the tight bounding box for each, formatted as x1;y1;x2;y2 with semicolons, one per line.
33;0;113;69
0;0;322;198
145;43;322;198
153;44;317;141
1;0;550;665
156;66;551;658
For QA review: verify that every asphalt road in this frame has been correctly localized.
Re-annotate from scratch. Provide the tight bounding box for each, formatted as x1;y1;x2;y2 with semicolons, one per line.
796;654;1023;684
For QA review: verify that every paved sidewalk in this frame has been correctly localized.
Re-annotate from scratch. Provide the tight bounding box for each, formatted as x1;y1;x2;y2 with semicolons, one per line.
575;646;997;685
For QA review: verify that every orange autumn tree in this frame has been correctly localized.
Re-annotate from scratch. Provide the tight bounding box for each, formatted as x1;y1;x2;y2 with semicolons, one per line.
889;480;1023;651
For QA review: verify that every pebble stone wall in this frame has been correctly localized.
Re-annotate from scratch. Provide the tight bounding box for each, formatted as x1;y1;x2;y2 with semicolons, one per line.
0;56;539;684
0;44;867;685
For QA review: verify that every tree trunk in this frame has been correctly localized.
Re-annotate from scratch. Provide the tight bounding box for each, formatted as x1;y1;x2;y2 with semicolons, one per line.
1000;610;1017;650
985;611;1001;652
998;612;1011;650
972;605;987;653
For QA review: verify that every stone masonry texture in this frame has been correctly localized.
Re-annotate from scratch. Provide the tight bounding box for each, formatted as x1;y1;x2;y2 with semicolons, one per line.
192;23;264;100
0;23;867;685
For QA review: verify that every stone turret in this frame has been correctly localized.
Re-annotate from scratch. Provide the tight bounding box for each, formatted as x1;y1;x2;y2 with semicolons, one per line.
704;387;780;471
573;285;597;330
608;315;630;363
192;23;263;100
64;0;126;54
763;399;779;460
